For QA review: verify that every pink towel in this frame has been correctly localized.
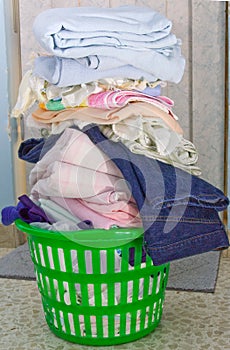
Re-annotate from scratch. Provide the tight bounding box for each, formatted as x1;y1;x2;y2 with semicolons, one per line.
87;90;174;110
53;196;142;229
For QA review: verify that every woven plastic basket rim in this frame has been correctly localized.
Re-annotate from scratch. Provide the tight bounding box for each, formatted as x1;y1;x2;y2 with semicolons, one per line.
15;219;144;248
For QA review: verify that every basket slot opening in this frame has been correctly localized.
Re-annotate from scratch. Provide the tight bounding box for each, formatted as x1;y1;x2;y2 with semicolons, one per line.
53;279;60;301
68;313;75;336
144;306;150;329
125;312;131;335
99;250;107;274
138;277;145;300
114;282;121;304
58;248;66;272
114;314;121;337
47;246;54;269
152;302;157;322
102;316;109;338
90;315;100;338
84;250;93;274
115;249;121;273
100;283;108;306
148;275;154;295
136;309;143;332
71;249;78;273
38;243;45;267
59;310;66;332
147;303;154;328
32;241;41;265
127;280;133;303
151;272;160;295
156;271;162;294
87;284;95;306
63;281;71;305
156;298;163;321
74;283;82;304
45;275;51;296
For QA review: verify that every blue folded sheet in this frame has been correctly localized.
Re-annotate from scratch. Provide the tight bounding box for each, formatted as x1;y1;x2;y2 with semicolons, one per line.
32;5;185;85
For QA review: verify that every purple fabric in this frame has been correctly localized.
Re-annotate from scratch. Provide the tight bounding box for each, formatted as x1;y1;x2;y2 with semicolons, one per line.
1;195;51;226
129;247;146;266
1;194;94;230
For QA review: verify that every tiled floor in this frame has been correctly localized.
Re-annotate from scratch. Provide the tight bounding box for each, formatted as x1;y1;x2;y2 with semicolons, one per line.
0;248;229;350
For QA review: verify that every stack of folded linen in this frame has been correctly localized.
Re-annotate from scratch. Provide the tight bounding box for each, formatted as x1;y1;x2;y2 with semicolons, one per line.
12;5;200;175
32;5;186;86
2;5;229;266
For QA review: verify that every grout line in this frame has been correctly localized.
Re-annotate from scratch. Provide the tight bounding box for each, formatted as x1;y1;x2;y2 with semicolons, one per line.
188;0;193;143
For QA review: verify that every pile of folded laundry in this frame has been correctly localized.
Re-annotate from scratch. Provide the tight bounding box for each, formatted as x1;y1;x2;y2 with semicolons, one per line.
1;5;229;266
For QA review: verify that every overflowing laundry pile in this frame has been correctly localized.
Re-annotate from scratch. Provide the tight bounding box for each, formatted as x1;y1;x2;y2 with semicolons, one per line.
1;5;229;337
2;5;229;265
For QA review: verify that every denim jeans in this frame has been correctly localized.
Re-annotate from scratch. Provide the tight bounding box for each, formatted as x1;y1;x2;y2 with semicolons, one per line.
83;124;229;265
18;133;60;163
18;137;45;163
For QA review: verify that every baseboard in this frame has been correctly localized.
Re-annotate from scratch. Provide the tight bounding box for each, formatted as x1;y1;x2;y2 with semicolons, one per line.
0;223;27;248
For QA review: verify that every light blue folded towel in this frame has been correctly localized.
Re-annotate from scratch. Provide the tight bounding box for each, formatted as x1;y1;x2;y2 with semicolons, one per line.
33;5;185;84
33;6;180;58
33;55;183;87
54;30;177;50
33;5;173;46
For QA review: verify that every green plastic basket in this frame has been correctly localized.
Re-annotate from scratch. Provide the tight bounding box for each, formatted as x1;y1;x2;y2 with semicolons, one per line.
15;219;169;346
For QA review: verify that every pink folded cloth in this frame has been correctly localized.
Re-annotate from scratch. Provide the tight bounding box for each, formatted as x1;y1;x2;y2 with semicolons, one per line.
30;128;132;201
31;160;127;199
87;90;174;110
29;127;141;228
53;196;142;229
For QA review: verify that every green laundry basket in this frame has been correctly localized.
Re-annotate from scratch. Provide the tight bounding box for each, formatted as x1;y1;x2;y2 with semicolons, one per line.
15;219;169;346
